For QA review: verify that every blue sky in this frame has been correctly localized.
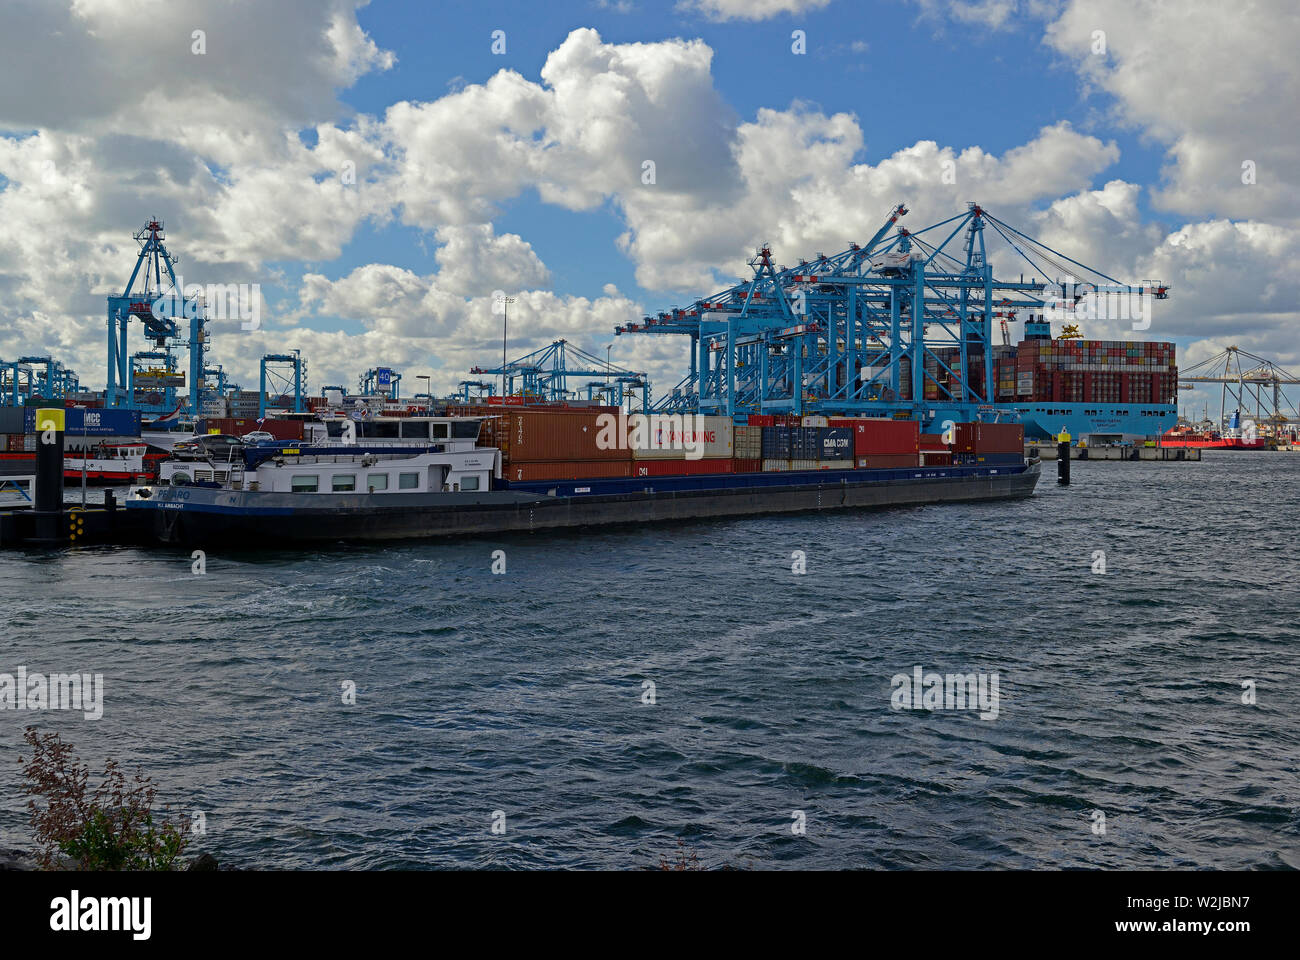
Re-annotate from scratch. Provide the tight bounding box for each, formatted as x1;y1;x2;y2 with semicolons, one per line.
0;0;1294;414
310;0;1170;310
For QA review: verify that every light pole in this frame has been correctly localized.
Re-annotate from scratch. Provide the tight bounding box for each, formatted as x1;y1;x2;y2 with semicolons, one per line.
500;295;516;403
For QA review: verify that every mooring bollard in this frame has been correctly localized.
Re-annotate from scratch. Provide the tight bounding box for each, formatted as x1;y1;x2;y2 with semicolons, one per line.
33;408;66;541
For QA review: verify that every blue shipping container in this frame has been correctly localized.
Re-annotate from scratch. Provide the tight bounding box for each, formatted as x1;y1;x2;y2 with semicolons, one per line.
820;427;853;460
24;407;142;437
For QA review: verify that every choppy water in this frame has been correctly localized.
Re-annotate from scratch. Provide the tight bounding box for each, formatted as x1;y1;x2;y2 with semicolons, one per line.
2;452;1297;869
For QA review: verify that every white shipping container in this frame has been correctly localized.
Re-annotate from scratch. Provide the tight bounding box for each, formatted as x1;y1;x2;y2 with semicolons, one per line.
630;414;734;459
762;459;792;472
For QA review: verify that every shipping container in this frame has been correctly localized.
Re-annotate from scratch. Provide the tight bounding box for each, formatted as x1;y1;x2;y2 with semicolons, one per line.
24;407;142;437
954;422;1024;454
732;458;762;475
498;409;630;463
632;458;734;477
628;414;733;460
201;417;305;441
920;452;953;466
733;425;763;460
762;459;792;472
507;460;633;482
800;415;829;427
819;427;853;459
845;419;919;456
856;454;920;469
0;407;26;434
747;414;776;427
761;426;792;460
919;432;948;451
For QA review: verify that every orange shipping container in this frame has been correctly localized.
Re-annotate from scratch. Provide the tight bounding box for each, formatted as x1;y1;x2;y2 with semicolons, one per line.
500;410;629;463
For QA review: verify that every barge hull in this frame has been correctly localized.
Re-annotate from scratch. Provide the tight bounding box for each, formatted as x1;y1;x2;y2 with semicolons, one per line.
127;463;1040;545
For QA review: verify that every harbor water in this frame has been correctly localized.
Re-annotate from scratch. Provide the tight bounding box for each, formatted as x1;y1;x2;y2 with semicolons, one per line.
2;452;1297;869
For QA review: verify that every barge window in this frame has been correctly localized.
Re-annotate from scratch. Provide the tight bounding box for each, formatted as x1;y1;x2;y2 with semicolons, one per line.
398;472;419;490
332;474;356;492
431;423;451;439
367;473;389;491
400;422;430;440
291;476;318;493
461;475;480;491
452;421;480;439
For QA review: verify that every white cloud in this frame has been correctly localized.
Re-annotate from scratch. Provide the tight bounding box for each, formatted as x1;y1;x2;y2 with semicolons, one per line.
676;0;833;22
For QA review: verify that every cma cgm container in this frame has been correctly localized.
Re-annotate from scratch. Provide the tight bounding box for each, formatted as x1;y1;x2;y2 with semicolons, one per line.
501;410;629;463
819;428;853;460
761;426;792;459
828;418;920;456
633;458;734;477
630;414;733;459
507;460;633;482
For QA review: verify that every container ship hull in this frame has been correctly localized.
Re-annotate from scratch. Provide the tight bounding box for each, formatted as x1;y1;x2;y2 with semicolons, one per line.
126;462;1040;546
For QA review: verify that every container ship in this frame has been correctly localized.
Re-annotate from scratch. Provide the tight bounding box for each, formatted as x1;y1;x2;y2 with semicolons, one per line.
977;318;1178;443
120;410;1037;545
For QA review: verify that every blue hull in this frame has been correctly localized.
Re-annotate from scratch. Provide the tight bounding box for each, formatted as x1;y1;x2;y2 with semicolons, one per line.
1000;402;1175;441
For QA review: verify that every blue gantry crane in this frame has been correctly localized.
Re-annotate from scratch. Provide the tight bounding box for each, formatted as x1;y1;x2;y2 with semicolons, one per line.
470;339;651;410
360;367;401;401
106;218;212;416
259;351;306;418
617;201;1167;428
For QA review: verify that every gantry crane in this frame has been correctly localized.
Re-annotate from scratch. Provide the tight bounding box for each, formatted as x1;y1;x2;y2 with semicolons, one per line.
470;339;651;410
616;201;1168;426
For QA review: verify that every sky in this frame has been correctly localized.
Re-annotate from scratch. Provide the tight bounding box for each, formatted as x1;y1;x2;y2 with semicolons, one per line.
0;0;1296;419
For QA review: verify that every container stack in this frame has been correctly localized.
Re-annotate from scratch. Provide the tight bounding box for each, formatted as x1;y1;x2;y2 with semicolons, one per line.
1007;339;1177;404
492;409;632;483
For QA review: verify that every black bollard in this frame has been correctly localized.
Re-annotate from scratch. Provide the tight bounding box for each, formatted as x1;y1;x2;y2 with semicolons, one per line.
33;408;66;541
1057;441;1070;485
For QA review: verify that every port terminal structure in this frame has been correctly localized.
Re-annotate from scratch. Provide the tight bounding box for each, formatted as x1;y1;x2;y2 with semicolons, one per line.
1;356;80;404
471;339;653;410
617;202;1170;431
1178;346;1300;437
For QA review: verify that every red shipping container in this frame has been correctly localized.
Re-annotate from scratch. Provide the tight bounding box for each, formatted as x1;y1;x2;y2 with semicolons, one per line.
508;460;633;482
632;458;734;478
919;432;948;451
848;419;919;456
733;458;762;474
972;422;1023;454
747;414;776;427
205;417;304;441
922;452;953;466
857;454;919;469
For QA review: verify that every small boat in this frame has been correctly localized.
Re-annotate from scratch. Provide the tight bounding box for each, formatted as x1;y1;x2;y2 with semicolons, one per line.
64;442;168;483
